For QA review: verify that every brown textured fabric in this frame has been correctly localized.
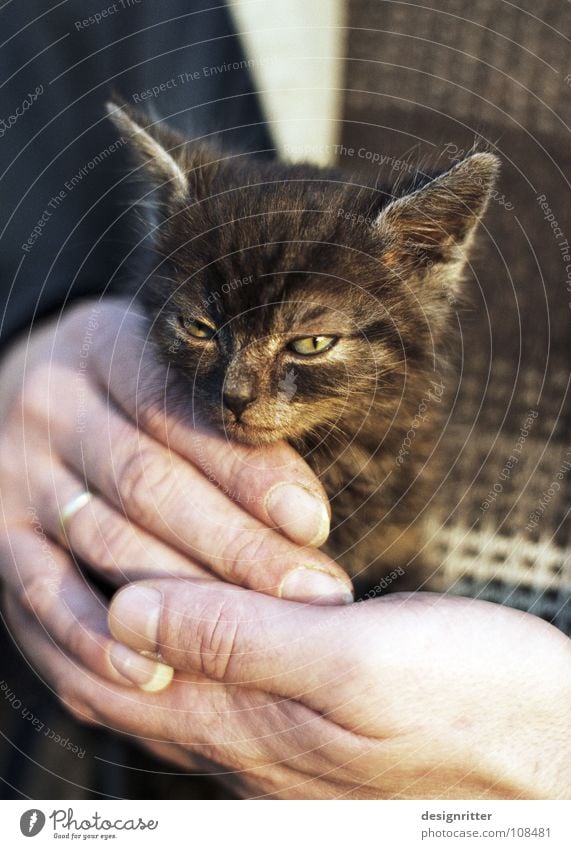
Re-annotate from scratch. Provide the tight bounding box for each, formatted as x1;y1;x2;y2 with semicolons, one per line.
341;0;571;633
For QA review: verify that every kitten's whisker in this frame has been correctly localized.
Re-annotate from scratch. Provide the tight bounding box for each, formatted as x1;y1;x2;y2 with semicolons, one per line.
153;275;180;286
308;417;351;450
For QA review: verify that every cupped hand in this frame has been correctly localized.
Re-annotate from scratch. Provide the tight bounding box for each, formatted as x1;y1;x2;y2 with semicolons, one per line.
0;298;351;694
7;581;570;798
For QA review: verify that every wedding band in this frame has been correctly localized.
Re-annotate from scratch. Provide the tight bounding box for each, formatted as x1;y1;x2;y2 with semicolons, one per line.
59;491;93;542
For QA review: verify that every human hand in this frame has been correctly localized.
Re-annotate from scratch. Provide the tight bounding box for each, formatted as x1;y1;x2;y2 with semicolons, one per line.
0;298;352;696
9;578;570;798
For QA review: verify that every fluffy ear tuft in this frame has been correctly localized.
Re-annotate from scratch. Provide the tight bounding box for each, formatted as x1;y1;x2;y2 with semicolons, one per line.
375;152;500;268
106;100;188;201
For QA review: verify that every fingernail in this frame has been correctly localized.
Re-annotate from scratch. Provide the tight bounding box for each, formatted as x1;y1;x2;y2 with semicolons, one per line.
108;585;161;653
266;483;330;547
109;643;174;693
279;566;353;605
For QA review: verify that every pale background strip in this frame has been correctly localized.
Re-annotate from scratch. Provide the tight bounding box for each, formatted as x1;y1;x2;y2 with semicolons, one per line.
228;0;346;165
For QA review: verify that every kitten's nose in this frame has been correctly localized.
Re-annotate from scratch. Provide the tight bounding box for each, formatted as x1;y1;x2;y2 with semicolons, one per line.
223;387;257;419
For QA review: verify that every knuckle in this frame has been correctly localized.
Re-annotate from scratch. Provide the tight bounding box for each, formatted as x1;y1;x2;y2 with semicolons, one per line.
16;572;58;619
73;504;134;574
117;446;175;526
61;614;89;661
226;451;258;504
136;392;169;438
57;682;98;726
63;300;93;331
19;365;53;422
221;529;269;585
64;699;99;727
0;435;19;483
193;600;240;682
228;441;278;491
54;671;82;714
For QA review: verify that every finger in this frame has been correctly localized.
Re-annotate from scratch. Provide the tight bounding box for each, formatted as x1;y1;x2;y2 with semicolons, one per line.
28;457;212;584
110;581;571;742
6;594;353;790
108;578;364;717
50;390;352;603
3;595;101;728
3;595;178;732
91;303;332;546
171;429;332;550
0;528;174;692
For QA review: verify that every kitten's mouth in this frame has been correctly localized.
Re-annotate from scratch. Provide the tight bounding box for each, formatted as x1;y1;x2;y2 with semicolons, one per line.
223;419;287;446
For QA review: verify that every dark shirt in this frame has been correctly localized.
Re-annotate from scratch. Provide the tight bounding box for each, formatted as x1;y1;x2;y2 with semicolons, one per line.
0;0;272;348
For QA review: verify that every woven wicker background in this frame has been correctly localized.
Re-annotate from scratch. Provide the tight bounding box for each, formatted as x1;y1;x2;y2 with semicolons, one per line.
341;0;571;633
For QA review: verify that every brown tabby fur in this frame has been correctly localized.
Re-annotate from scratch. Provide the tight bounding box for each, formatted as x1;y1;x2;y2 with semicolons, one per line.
108;102;498;592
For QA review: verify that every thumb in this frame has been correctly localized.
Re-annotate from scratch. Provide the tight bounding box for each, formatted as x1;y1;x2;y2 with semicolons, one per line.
108;578;360;706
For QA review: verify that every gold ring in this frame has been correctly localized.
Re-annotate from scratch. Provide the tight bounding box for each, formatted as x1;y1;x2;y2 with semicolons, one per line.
59;491;92;543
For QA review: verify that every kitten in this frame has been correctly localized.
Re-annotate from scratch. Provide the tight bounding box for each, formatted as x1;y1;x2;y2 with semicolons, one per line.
107;103;498;592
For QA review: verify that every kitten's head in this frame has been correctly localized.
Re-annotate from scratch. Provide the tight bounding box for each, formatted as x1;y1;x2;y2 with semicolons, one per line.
108;103;498;447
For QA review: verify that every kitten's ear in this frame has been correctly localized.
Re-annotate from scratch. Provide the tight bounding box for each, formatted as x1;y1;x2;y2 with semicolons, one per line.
106;100;188;203
375;152;500;268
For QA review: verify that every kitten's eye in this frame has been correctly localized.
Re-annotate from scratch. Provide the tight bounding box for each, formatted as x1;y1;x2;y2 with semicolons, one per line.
179;316;216;340
288;335;338;356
